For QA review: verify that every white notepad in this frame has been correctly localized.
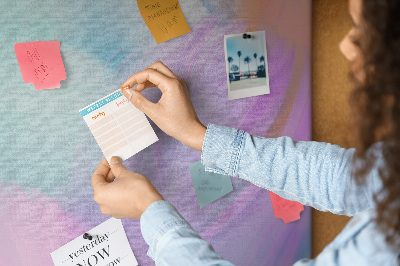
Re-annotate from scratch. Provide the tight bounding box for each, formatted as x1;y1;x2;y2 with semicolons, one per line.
80;90;158;162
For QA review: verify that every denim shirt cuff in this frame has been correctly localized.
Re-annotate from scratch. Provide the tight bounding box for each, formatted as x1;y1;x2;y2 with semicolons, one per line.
201;124;245;176
140;200;192;260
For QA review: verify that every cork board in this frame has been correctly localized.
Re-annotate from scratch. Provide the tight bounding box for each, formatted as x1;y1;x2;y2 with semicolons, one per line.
312;0;353;257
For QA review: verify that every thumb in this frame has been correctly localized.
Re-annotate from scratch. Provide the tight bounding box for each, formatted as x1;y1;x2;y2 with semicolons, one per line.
123;89;155;115
109;156;127;178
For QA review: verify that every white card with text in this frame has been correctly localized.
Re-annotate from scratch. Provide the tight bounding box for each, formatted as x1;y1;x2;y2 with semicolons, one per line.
51;218;138;266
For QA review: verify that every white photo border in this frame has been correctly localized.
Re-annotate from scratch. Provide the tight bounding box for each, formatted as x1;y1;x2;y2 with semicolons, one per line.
224;31;270;100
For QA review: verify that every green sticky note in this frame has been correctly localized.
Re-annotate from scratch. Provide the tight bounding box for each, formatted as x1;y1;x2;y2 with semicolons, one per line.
189;161;233;208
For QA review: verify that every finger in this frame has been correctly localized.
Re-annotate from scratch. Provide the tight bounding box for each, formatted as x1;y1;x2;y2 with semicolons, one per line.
122;81;156;93
121;69;175;93
147;61;178;79
136;61;179;90
122;89;158;116
97;158;116;182
105;169;116;183
100;206;111;216
109;156;129;178
135;81;156;92
92;159;110;189
111;214;125;219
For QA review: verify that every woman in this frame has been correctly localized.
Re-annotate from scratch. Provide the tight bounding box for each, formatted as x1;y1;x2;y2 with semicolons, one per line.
91;0;400;264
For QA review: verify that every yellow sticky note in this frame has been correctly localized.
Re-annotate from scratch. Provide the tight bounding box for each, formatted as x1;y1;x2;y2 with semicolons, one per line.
137;0;191;44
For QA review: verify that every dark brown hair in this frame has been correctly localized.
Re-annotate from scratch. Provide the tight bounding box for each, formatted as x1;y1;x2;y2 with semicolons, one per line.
350;0;400;250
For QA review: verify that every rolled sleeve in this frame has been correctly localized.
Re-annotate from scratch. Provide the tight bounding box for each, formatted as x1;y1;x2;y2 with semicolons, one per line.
200;124;380;216
201;124;244;176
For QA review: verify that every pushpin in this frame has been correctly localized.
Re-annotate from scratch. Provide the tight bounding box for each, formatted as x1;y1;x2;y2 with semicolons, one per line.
243;33;252;39
83;233;93;240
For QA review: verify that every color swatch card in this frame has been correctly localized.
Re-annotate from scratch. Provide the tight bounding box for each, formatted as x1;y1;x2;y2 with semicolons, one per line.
14;41;67;90
51;218;138;266
80;90;158;162
189;161;233;208
137;0;191;43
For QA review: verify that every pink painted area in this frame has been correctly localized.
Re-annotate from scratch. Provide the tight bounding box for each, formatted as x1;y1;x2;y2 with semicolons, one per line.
14;41;67;90
0;184;86;265
235;0;311;48
269;191;304;223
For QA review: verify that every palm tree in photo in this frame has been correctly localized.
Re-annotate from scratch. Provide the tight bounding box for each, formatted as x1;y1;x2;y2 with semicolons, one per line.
227;56;233;73
231;64;239;73
260;55;266;71
253;53;258;71
244;56;251;78
237;51;242;77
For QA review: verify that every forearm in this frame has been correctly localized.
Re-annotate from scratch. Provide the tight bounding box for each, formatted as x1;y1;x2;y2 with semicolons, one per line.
140;200;234;265
201;124;378;216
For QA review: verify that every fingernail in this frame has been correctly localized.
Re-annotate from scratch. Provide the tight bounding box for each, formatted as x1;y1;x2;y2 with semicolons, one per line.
110;156;121;165
124;89;133;101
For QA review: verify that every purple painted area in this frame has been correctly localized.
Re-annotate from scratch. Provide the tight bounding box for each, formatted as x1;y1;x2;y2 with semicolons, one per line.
282;47;312;140
112;9;311;265
0;184;88;265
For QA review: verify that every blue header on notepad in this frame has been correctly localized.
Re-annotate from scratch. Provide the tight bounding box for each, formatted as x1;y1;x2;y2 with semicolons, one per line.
80;91;123;116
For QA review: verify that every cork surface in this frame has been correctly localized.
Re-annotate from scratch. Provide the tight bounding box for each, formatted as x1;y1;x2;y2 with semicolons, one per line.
312;0;354;257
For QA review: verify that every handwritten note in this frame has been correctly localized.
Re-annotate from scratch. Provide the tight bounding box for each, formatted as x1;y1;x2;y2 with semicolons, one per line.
14;41;67;90
137;0;191;44
51;218;137;266
269;192;304;224
79;90;158;162
189;161;233;208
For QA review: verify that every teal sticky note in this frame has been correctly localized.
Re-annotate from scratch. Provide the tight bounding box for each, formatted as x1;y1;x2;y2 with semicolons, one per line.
189;161;233;208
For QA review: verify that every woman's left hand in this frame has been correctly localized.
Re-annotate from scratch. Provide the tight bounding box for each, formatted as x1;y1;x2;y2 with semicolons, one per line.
91;157;164;219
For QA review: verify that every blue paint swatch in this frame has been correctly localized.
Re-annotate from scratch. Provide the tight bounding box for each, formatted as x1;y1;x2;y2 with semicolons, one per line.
189;161;233;208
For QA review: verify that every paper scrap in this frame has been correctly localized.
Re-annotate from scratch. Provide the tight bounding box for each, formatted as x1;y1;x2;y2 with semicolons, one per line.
79;90;158;162
269;191;304;224
51;218;138;266
137;0;191;44
189;161;233;208
14;41;67;90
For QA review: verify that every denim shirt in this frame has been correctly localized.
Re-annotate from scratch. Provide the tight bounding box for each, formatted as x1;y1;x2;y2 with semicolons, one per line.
140;124;399;265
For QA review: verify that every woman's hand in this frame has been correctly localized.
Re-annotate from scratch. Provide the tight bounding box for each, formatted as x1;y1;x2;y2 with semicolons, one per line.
120;61;206;151
91;157;164;220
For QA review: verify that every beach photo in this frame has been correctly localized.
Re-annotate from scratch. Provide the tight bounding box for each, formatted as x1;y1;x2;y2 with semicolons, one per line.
224;31;270;100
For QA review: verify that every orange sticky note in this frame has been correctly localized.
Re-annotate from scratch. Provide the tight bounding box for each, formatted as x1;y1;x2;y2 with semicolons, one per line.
137;0;191;44
269;191;304;224
14;41;67;90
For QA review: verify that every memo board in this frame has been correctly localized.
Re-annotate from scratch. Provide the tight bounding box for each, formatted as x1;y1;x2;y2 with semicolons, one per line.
0;0;311;265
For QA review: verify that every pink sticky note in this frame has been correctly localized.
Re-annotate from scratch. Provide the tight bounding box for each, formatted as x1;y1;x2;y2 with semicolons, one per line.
269;191;304;224
14;41;67;90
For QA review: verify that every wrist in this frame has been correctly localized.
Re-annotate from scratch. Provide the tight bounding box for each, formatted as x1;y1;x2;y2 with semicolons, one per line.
185;122;206;151
138;193;164;219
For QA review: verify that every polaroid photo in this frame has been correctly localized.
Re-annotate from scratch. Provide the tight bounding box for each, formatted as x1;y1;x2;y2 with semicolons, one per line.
224;31;270;100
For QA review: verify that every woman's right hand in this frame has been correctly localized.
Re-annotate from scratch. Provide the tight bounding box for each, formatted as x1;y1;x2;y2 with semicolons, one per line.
120;61;206;151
